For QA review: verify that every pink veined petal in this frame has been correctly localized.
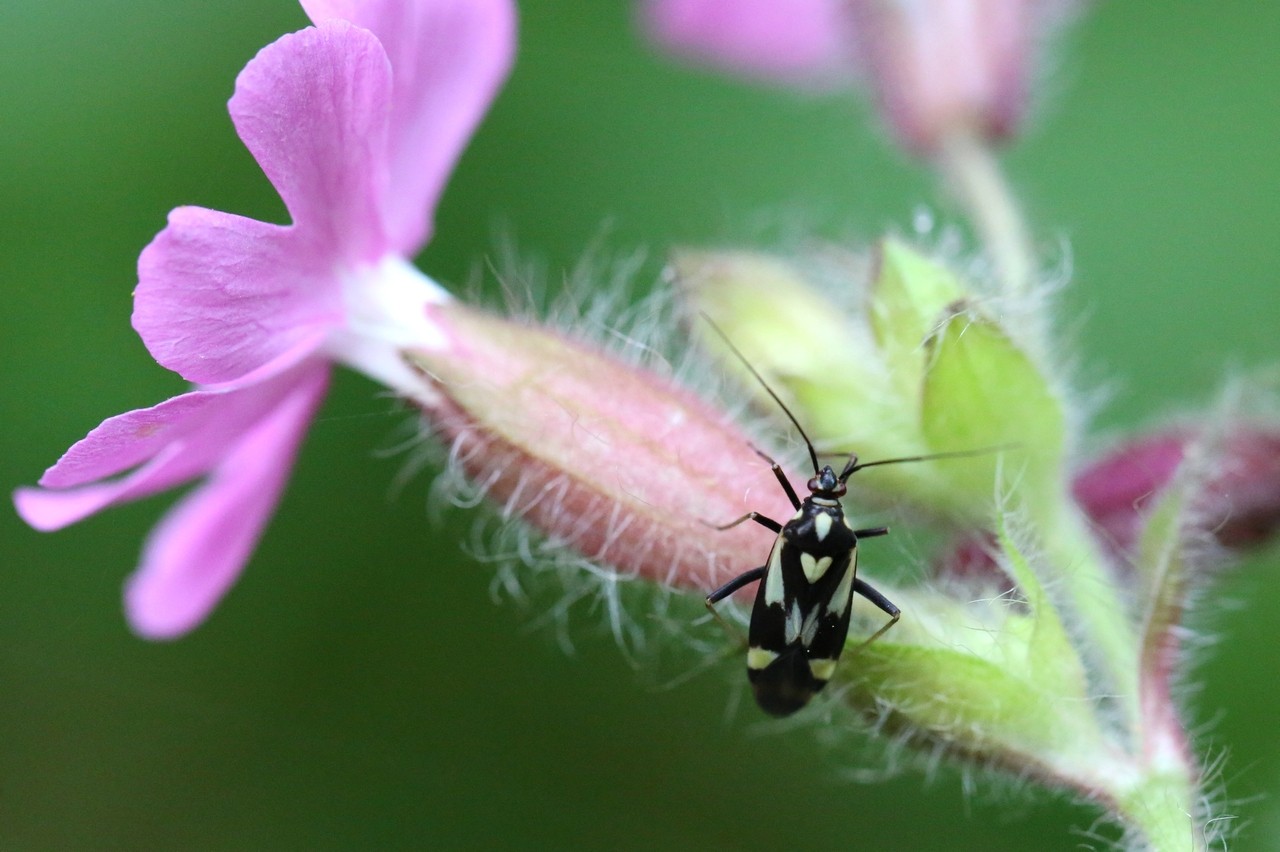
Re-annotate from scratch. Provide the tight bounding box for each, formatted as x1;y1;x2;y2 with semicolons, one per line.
301;0;516;254
640;0;855;85
134;207;337;385
229;21;393;265
13;362;330;531
124;363;330;640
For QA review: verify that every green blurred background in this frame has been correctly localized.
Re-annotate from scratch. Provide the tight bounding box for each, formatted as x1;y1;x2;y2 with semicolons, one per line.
3;2;1278;849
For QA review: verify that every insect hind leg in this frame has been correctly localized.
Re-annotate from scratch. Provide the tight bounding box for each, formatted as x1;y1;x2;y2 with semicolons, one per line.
848;578;901;654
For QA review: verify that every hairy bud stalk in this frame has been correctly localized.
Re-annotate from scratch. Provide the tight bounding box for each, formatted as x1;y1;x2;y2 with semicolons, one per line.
407;301;790;592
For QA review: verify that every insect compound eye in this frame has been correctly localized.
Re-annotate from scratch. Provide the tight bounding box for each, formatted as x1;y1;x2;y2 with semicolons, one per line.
808;467;847;498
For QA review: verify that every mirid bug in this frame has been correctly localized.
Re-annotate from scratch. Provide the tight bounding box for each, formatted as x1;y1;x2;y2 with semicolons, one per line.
707;449;901;717
703;319;989;717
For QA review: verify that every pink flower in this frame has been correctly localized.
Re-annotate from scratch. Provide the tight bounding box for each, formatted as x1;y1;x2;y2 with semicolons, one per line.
13;0;515;639
640;0;1073;153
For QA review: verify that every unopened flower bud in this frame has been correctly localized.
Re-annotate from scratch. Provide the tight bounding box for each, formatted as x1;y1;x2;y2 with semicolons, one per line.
849;0;1073;154
639;0;857;87
641;0;1075;154
1074;427;1280;555
406;301;791;592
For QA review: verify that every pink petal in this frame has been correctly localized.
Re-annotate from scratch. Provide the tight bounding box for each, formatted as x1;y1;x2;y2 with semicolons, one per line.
229;21;393;264
13;362;329;531
124;364;330;639
301;0;516;254
14;445;192;532
134;207;336;385
640;0;855;85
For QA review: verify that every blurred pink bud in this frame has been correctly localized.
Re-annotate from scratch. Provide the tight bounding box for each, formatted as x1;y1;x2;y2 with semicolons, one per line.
409;303;793;592
849;0;1072;154
642;0;1075;153
639;0;856;86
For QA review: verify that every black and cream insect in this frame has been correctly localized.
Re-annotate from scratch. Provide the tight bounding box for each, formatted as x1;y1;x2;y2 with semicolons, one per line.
702;318;987;717
706;444;902;717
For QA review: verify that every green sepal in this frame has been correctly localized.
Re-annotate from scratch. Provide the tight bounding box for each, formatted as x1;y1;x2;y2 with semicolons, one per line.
668;248;925;477
1129;440;1206;744
920;307;1066;518
839;582;1104;782
869;238;965;409
669;249;890;415
993;514;1088;693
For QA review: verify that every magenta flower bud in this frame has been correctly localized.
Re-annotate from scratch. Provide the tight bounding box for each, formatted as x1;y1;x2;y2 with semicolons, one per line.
940;426;1280;583
408;302;791;592
1074;428;1280;554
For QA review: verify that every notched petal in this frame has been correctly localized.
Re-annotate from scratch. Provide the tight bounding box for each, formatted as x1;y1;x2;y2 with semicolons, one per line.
134;207;338;385
300;0;517;254
229;21;392;261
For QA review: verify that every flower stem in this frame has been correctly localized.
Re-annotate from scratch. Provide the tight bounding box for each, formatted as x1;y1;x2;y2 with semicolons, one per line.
935;131;1036;299
1114;768;1206;852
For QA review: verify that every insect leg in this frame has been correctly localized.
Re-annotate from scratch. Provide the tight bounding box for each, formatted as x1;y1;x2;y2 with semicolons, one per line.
750;446;802;509
848;578;901;653
852;526;889;539
704;565;767;647
703;512;782;534
706;565;767;605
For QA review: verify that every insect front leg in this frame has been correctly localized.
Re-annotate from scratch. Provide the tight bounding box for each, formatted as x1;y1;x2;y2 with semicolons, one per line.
748;446;803;510
703;512;782;534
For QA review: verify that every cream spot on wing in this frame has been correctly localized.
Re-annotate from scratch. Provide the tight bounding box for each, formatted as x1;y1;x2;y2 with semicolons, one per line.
828;553;857;617
808;658;837;681
799;552;833;583
800;606;821;647
764;542;786;605
785;601;803;644
814;512;832;542
747;647;778;670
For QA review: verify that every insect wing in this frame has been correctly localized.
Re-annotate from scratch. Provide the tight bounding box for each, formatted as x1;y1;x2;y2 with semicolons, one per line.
745;532;857;717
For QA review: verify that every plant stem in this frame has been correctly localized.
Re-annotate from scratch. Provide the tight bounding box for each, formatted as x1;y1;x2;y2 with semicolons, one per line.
935;131;1036;300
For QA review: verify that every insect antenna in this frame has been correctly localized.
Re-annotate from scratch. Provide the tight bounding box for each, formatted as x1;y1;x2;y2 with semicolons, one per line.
699;313;820;476
825;445;1015;483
